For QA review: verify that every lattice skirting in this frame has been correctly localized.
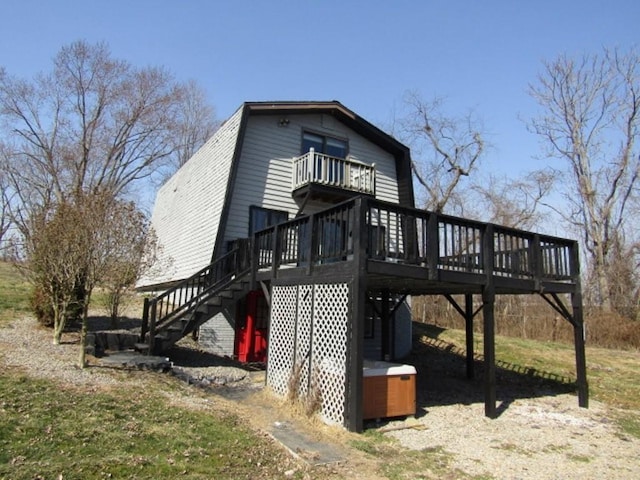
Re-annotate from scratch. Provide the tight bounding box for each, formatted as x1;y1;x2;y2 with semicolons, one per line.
267;282;350;427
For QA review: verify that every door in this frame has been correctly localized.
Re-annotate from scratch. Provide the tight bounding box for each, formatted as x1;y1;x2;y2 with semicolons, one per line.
235;290;269;363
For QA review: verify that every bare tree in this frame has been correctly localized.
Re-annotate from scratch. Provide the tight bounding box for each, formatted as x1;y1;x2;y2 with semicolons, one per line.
398;92;485;214
0;40;216;205
25;201;91;344
98;201;158;329
529;48;640;311
472;170;554;230
0;143;13;251
0;40;215;338
76;193;158;367
170;79;218;170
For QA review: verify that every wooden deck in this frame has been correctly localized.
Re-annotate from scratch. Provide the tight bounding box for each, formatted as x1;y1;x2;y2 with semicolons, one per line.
250;196;587;431
142;195;587;432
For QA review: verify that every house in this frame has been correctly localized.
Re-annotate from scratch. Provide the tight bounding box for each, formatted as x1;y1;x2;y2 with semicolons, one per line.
138;101;588;432
138;101;415;361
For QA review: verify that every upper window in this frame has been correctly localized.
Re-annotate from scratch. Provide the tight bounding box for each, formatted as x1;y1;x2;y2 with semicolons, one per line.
302;132;348;159
249;206;288;235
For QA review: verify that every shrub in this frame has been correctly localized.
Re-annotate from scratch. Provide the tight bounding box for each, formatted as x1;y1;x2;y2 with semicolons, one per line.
30;284;54;327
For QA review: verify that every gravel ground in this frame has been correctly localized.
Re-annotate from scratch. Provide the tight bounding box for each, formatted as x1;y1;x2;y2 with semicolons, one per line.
2;316;640;479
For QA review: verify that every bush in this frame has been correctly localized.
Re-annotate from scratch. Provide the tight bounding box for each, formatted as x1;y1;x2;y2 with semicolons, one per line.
585;310;640;350
30;284;54;327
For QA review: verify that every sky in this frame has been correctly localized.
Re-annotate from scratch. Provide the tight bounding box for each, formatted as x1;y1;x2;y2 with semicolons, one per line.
1;0;638;205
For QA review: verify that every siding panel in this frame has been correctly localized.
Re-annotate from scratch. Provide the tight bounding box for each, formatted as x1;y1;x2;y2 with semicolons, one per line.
138;107;244;287
224;113;401;245
141;106;405;287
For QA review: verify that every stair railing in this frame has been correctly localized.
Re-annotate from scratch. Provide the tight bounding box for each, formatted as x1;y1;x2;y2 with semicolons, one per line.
141;239;251;350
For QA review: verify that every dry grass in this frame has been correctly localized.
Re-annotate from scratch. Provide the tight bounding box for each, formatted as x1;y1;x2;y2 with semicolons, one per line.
413;295;640;350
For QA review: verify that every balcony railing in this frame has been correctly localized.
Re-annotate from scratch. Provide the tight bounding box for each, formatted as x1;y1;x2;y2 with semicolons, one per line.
292;148;376;195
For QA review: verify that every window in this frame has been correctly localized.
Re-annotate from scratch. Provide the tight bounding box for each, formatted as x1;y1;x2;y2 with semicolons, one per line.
302;132;348;159
249;206;288;235
302;132;348;185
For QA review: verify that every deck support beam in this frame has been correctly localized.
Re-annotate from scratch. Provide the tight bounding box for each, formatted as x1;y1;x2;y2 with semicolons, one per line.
482;224;497;418
381;289;390;361
482;286;497;418
572;290;589;408
347;197;367;432
444;293;480;380
464;293;475;380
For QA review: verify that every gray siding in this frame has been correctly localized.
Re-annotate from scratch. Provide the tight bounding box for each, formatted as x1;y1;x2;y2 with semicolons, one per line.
138;107;244;287
362;297;412;361
198;308;236;357
394;300;412;359
223;113;400;245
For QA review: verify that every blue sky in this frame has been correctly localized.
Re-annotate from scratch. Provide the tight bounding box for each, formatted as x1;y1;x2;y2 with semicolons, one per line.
1;0;638;180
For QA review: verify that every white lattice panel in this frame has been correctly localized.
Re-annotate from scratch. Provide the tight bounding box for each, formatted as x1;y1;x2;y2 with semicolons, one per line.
266;285;298;396
267;282;351;428
311;283;349;426
294;285;314;397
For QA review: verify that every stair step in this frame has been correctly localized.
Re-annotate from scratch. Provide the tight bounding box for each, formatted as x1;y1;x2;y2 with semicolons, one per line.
143;270;250;354
134;342;150;352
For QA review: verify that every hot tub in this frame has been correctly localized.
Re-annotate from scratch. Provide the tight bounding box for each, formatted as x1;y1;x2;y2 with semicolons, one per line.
362;360;416;420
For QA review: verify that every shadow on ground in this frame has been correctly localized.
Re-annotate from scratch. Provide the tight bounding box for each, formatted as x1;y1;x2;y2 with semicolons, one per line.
407;322;577;419
166;339;266;372
84;313;577;421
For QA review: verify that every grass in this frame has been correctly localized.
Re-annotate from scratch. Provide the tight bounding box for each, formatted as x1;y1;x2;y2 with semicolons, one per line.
2;261;640;478
0;371;302;480
350;431;464;480
0;261;32;324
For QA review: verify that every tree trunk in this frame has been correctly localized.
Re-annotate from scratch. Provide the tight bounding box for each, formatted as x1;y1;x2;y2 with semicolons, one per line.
52;303;65;345
78;295;91;369
593;244;612;312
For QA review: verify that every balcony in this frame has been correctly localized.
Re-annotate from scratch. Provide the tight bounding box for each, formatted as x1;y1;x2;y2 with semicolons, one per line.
292;148;376;202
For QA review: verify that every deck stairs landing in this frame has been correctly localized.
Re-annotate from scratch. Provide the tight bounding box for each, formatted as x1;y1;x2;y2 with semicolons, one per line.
139;243;251;355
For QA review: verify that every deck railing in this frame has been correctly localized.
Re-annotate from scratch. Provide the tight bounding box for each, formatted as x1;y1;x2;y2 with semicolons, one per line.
292;148;376;195
141;239;251;349
252;197;578;284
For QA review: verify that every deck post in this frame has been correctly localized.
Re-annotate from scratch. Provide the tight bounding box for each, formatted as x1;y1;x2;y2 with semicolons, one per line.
381;289;390;361
464;293;475;380
570;241;589;408
426;213;439;280
306;213;317;276
148;300;157;356
482;287;496;418
572;297;589;408
250;234;259;290
141;297;149;342
347;197;367;432
482;224;497;418
271;224;281;279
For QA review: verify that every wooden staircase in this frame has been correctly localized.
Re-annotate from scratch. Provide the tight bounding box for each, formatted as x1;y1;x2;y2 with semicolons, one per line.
139;240;251;355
